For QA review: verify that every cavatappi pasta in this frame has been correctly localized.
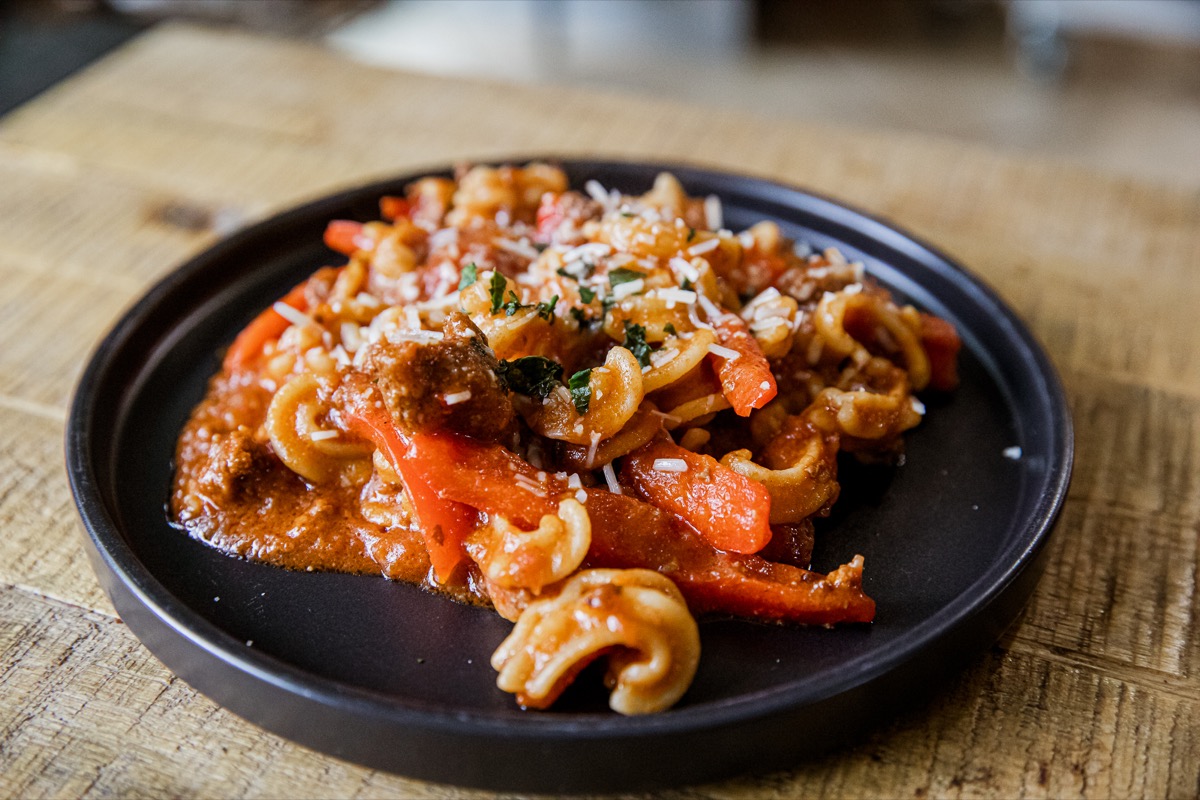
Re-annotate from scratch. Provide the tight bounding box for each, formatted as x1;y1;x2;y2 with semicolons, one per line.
171;163;961;714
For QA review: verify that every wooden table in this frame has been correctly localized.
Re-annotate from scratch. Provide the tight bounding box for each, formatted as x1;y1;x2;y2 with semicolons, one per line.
2;23;1197;798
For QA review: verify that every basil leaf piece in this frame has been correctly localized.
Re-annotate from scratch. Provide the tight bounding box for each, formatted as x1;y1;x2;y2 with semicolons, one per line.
622;321;652;368
489;271;507;314
608;267;644;287
458;262;478;291
568;368;592;415
578;285;596;303
663;322;677;337
496;356;564;399
536;295;558;321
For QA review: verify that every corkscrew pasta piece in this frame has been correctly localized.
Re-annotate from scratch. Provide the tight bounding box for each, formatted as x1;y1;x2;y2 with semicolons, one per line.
558;402;664;472
740;287;799;359
466;499;591;594
521;346;644;444
265;373;371;484
810;358;923;441
491;568;700;714
640;328;716;394
720;417;841;524
814;288;931;390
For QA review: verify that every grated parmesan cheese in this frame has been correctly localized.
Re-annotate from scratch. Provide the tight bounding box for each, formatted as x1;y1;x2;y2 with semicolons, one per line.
669;256;700;283
309;430;339;441
652;458;688;473
654;288;697;306
704;195;723;230
707;343;741;360
602;462;621;494
444;390;473;406
272;302;313;328
687;238;720;256
494;237;540;260
611;278;644;300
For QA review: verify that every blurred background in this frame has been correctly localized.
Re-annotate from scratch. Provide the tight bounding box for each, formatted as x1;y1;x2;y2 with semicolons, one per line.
2;0;1198;189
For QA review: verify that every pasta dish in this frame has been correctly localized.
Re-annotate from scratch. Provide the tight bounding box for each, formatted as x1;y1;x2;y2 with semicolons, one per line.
171;163;960;714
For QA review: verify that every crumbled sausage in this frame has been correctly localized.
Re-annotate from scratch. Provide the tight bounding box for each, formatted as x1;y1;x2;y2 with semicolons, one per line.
356;312;514;440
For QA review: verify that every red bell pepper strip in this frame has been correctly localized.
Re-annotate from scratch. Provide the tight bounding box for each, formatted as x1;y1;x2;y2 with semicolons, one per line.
582;489;875;625
708;309;778;416
379;196;411;221
223;280;309;372
398;432;560;529
340;392;478;584
323;220;366;256
919;312;961;392
622;437;772;554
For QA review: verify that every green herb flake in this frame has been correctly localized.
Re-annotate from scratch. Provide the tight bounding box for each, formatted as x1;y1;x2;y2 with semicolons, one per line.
503;290;525;317
622;321;652;368
569;307;590;328
608;267;644;287
687;227;696;242
601;295;617;319
488;271;507;314
680;277;694;291
578;285;596;303
556;267;575;281
496;356;563;400
458;262;478;291
568;369;592;415
663;322;677;337
536;295;559;321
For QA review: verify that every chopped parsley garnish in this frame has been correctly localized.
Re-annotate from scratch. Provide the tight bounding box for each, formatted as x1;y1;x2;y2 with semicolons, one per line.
557;261;595;281
535;295;558;321
496;356;563;399
663;322;677;337
620;211;636;218
568;369;592;414
488;271;507;314
569;307;590;328
687;227;696;242
680;277;694;291
458;262;478;290
601;295;617;318
608;267;644;287
578;285;596;303
622;321;652;368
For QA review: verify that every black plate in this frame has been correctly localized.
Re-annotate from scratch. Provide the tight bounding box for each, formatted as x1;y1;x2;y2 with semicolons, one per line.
67;160;1072;793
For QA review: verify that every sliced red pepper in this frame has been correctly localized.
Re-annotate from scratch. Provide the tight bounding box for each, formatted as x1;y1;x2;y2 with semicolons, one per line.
919;312;961;392
323;220;366;256
379;196;411;221
583;489;875;625
622;438;772;554
340;391;477;584
401;432;560;529
223;280;309;372
708;310;778;416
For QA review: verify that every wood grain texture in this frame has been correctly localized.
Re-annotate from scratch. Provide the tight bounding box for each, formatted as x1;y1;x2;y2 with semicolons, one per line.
1;22;1197;798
